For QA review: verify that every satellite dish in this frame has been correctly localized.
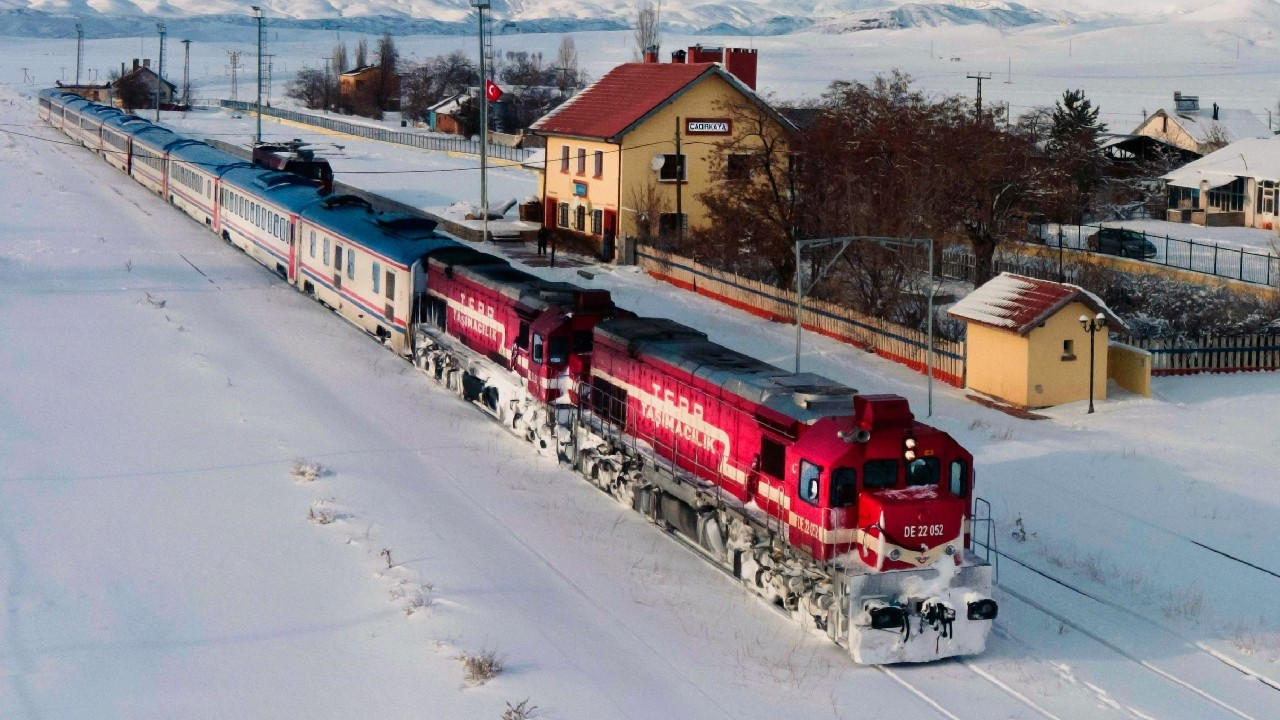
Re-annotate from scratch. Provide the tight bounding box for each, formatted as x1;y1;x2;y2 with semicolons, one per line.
650;154;666;171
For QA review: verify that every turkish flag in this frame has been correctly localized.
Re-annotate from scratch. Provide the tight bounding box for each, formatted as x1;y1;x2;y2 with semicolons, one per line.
485;80;503;102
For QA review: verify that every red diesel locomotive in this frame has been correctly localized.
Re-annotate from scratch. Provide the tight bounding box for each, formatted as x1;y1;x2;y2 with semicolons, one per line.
574;317;996;663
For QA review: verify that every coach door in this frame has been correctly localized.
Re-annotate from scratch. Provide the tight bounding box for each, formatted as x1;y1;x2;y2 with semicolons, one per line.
287;217;298;284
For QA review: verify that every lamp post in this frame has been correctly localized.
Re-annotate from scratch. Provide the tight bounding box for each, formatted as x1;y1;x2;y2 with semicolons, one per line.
251;5;264;145
794;235;936;417
471;0;491;242
1079;312;1107;414
155;23;166;122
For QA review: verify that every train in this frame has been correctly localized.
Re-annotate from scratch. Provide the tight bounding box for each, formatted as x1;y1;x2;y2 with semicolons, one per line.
38;89;998;664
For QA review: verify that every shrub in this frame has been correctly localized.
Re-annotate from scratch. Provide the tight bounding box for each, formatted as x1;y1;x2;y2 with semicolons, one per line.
458;649;504;685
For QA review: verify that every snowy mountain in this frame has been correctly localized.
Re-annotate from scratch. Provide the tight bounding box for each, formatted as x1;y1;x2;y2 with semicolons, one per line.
0;0;1244;38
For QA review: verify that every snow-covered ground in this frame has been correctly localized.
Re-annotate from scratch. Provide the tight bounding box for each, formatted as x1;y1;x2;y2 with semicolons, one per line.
5;73;1280;719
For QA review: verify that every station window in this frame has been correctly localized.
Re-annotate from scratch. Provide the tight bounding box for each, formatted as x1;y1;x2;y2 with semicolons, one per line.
658;153;686;182
592;209;603;236
575;205;586;232
798;460;821;506
576;148;586;175
558;202;569;228
560;145;570;172
1062;339;1075;360
593;150;603;177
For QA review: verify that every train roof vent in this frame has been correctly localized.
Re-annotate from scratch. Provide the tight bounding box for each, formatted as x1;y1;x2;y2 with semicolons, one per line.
320;194;372;212
375;216;438;236
259;172;316;189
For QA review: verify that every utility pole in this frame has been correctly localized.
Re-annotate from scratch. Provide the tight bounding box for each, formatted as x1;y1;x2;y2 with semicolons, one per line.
472;0;492;242
251;5;265;145
180;39;191;106
227;51;241;102
320;57;332;112
264;53;275;107
155;24;166;122
967;71;991;121
674;116;684;248
75;24;83;87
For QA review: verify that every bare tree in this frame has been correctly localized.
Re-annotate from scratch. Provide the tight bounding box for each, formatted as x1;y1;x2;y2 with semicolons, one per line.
112;70;151;111
399;51;478;122
355;37;368;68
332;43;348;78
376;32;399;111
287;68;328;110
1201;122;1230;153
556;36;581;94
633;1;660;60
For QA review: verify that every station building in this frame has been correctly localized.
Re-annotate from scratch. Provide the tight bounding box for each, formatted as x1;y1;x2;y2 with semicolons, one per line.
530;48;794;256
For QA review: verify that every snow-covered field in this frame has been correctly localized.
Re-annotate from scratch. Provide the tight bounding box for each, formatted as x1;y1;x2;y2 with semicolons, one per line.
6;11;1280;717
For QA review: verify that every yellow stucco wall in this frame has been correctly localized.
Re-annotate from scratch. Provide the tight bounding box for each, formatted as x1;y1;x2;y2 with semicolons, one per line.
1025;300;1109;408
1135;111;1203;154
965;323;1031;406
539;71;787;241
1109;341;1153;397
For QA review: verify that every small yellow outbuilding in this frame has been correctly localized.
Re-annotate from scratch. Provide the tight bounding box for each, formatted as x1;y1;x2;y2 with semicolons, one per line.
948;273;1126;409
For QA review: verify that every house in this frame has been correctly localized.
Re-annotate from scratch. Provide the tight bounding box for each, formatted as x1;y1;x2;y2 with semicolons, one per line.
338;65;398;107
426;87;517;136
529;48;794;255
948;273;1127;409
1161;136;1280;228
114;59;177;108
55;81;113;104
1134;92;1270;157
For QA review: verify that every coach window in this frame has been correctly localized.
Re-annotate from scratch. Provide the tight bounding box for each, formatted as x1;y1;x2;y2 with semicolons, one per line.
798;460;821;506
830;468;858;507
335;245;344;271
309;231;316;258
385;271;395;301
323;237;331;265
949;460;968;497
531;333;545;364
346;249;355;279
907;457;940;487
863;460;898;489
372;262;381;294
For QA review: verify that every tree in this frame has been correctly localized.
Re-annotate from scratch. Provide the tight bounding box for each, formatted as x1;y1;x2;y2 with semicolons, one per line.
376;32;399;111
1047;89;1109;224
399;51;479;123
634;1;660;60
500;51;551;86
287;68;328;110
355;37;368;69
555;36;583;94
694;96;802;284
332;43;348;79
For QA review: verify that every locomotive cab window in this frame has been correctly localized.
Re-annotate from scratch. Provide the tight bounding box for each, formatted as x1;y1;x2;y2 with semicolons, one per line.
830;468;858;507
949;460;968;497
572;330;593;354
516;322;530;350
907;457;941;487
798;460;821;506
759;437;785;480
531;333;544;364
547;336;569;364
864;460;898;489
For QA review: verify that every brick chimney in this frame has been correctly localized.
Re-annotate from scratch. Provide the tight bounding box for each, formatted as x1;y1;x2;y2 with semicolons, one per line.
142;59;150;68
680;45;758;90
132;58;140;71
643;47;659;63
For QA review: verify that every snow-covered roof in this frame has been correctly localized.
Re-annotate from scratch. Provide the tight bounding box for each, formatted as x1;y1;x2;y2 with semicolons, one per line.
1149;106;1271;146
948;272;1125;336
1163;136;1280;187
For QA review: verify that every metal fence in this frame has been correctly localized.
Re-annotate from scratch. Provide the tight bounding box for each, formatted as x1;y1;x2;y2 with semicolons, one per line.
636;246;966;387
1115;333;1280;375
217;100;533;164
1031;222;1280;288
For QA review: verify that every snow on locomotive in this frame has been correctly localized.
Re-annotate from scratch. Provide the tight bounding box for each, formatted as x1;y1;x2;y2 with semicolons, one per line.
575;317;997;663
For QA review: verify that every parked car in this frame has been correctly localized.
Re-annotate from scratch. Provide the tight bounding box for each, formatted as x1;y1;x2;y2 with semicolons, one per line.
1086;227;1157;259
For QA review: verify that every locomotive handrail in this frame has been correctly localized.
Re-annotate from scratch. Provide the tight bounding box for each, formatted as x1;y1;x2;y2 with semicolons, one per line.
969;495;999;585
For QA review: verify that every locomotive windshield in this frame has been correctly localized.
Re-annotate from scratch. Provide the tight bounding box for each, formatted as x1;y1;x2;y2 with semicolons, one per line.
907;457;941;486
863;460;897;489
548;336;569;364
830;468;858;507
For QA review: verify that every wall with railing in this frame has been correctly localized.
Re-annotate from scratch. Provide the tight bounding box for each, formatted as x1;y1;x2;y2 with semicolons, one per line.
636;246;966;387
217;100;533;164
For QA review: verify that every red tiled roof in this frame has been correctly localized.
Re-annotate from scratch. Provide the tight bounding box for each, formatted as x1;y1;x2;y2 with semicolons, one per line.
531;63;717;141
948;272;1125;335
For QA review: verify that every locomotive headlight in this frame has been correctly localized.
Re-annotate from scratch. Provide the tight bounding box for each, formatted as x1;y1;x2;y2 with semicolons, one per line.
888;548;901;561
905;450;917;462
967;599;999;621
904;437;917;462
944;544;957;556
